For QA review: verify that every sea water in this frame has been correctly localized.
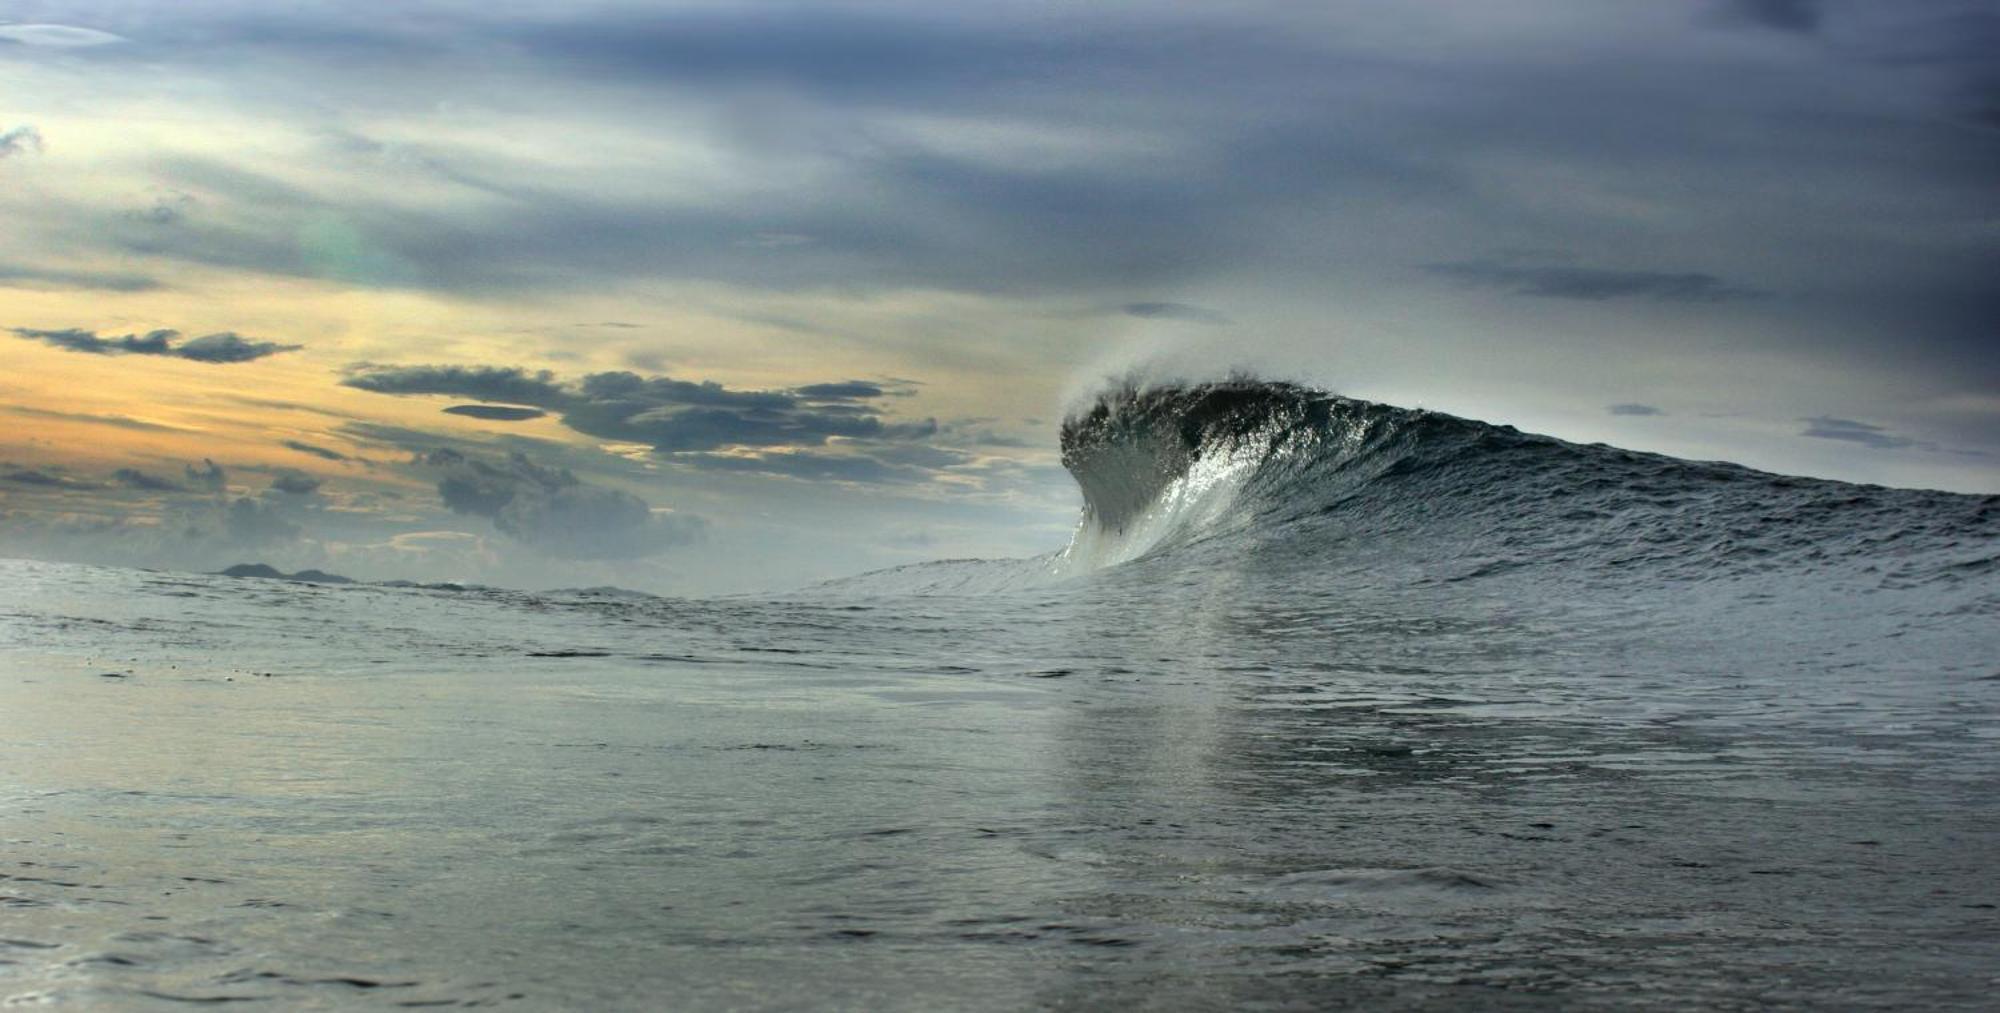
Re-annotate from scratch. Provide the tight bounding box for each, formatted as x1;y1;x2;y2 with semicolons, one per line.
2;381;1996;1009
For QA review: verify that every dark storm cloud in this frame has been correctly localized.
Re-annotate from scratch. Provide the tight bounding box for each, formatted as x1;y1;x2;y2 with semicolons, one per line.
0;125;42;159
270;471;323;495
1424;260;1764;303
1799;417;1926;451
423;449;704;559
112;468;186;492
11;326;299;362
282;440;350;462
1608;404;1666;417
443;404;549;421
1123;302;1232;325
344;364;937;454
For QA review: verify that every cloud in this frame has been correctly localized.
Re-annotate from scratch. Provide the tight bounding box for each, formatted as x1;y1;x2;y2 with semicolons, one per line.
1799;416;1925;450
794;381;889;400
423;449;704;558
1719;0;1822;33
342;364;566;404
1425;260;1764;303
1;2;1990;505
282;440;350;462
0;126;43;159
1;466;98;489
1608;403;1666;416
6;405;185;432
176;332;305;363
20;0;1981;437
0;262;162;291
112;468;186;492
129;189;198;226
344;364;937;454
270;472;324;495
11;326;300;363
680;450;931;485
0;24;127;47
443;404;548;421
226;496;301;545
1123;302;1232;325
185;459;227;492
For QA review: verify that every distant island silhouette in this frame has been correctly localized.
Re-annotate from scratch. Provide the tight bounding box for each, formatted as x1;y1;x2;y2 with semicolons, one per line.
216;563;356;584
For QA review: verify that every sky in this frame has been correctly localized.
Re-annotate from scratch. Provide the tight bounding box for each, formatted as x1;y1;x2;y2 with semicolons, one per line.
1;0;1995;593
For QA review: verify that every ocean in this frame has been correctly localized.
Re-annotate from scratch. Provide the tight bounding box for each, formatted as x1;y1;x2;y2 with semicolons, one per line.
3;381;1996;1009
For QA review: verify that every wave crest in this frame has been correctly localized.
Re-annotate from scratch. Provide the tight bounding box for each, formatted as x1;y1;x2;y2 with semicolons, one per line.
1054;378;1996;588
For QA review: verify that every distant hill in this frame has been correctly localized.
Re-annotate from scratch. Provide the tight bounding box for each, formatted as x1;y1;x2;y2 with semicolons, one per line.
217;563;356;584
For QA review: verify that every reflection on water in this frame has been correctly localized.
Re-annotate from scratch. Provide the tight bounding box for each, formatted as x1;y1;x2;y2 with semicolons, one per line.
2;556;1996;1009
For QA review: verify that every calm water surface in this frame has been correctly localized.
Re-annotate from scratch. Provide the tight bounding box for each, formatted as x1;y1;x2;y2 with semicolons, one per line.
3;550;1996;1010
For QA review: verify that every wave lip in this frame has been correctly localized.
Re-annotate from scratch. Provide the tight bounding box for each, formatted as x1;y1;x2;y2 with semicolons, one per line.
1061;380;1322;535
1055;378;1442;568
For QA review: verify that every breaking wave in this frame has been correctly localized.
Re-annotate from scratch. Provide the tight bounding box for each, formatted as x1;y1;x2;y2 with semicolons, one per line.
821;378;1999;598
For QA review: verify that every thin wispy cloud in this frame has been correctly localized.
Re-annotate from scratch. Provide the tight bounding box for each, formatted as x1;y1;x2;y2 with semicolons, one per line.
443;405;549;422
0;263;161;291
1124;302;1232;325
1799;417;1926;451
282;440;351;462
1426;260;1763;304
0;24;127;47
6;406;187;433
